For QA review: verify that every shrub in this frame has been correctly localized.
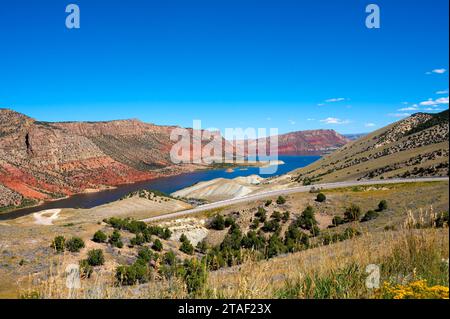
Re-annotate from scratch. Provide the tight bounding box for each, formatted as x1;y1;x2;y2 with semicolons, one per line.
332;216;345;226
265;200;273;207
302;178;312;186
241;231;266;250
180;234;189;243
377;200;388;212
196;240;209;254
79;259;93;279
180;240;194;255
250;218;260;230
221;225;243;251
152;239;163;252
158;262;182;280
276;196;286;205
162;250;177;266
137;246;158;263
361;210;379;222
92;230;107;243
109;230;123;249
284;225;309;252
87;249;105;266
161;228;172;240
271;211;282;222
142;228;153;243
311;225;321;237
209;214;225;230
302;205;316;220
116;261;150;286
435;211;449;228
282;211;290;222
130;234;145;246
224;216;236;228
147;225;170;239
321;227;361;245
105;217;127;230
65;237;85;253
266;233;286;258
205;248;226;271
255;207;267;222
262;219;281;233
295;206;318;230
316;193;326;203
51;236;65;253
126;220;148;234
256;207;267;217
183;258;208;296
344;204;362;222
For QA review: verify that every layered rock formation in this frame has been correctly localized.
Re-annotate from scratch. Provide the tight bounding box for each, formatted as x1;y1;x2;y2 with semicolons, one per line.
0;109;350;210
0;109;198;209
234;129;349;157
274;129;350;155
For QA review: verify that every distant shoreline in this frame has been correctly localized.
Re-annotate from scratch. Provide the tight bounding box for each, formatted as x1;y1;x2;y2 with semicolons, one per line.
0;158;289;220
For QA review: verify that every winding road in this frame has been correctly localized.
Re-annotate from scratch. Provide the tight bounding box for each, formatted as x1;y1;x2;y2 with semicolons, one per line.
141;177;449;223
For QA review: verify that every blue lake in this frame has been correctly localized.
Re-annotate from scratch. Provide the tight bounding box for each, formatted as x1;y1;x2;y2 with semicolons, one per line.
0;155;319;220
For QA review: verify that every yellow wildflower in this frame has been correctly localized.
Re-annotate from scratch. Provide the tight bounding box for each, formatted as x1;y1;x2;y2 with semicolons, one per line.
380;280;449;299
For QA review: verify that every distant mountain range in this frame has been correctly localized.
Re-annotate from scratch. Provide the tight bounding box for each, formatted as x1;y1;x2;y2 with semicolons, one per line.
269;130;350;155
0;109;349;210
293;110;449;184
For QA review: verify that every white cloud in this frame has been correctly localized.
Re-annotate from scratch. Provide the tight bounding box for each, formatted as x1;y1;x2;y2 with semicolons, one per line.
365;123;376;127
419;99;436;106
436;89;449;95
307;118;315;121
419;96;449;106
320;117;350;125
433;68;447;74
266;117;272;121
398;106;419;111
325;98;346;103
426;68;447;74
317;103;325;106
288;119;296;125
436;97;449;104
388;113;411;118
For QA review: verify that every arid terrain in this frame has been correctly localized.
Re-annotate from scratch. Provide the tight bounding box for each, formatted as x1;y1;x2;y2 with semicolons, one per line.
0;109;448;299
0;180;447;298
0;109;349;213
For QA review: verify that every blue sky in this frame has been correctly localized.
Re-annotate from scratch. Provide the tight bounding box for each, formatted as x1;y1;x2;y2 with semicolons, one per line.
0;0;448;134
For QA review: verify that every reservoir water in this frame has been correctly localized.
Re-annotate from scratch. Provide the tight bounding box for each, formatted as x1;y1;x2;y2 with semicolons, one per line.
0;155;320;220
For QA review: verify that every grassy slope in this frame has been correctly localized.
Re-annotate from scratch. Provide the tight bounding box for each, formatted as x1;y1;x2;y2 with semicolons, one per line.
291;111;449;184
207;228;449;299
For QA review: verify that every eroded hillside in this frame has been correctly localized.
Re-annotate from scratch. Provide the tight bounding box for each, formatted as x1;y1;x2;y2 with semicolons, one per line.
293;110;449;184
0;109;350;212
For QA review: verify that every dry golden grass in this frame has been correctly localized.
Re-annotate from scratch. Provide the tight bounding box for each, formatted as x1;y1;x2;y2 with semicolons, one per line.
206;228;448;299
18;226;448;299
